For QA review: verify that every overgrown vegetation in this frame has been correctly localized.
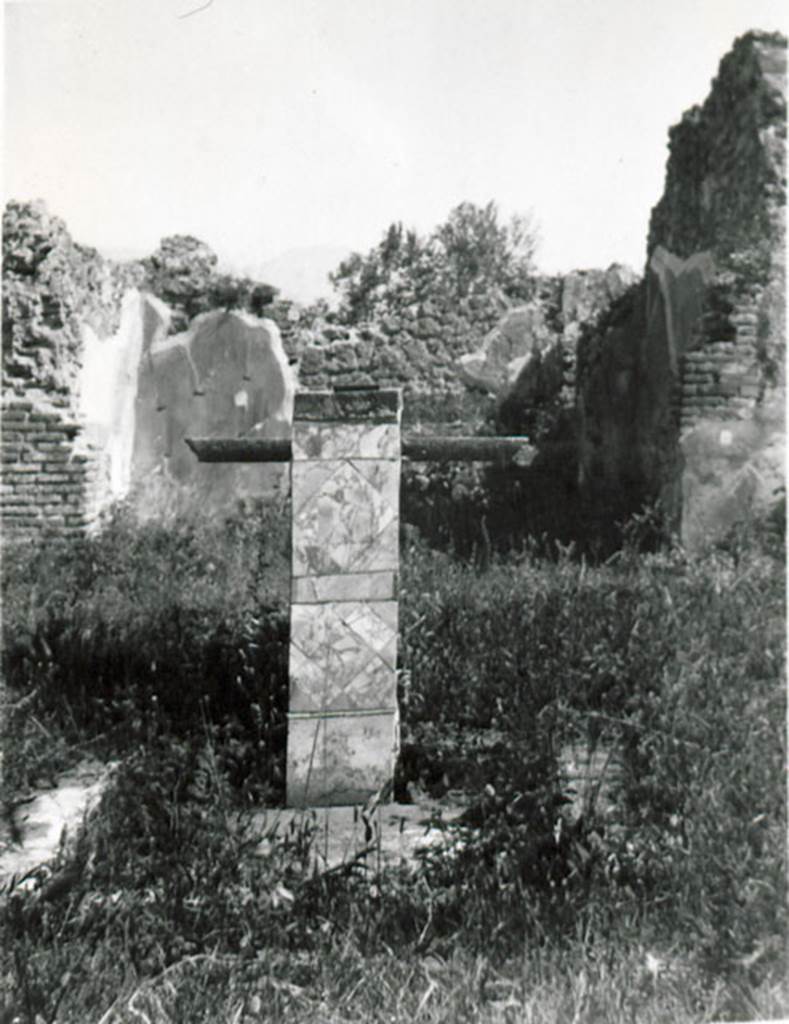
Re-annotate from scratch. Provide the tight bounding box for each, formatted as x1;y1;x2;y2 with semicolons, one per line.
1;502;785;1022
1;499;290;804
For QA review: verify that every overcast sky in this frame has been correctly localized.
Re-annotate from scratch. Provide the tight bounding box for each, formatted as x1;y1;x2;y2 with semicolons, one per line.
3;0;787;301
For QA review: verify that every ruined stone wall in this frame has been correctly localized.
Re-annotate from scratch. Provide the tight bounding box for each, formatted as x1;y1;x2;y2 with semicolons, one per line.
2;201;132;540
294;292;507;398
576;31;786;546
2;203;295;542
456;266;637;440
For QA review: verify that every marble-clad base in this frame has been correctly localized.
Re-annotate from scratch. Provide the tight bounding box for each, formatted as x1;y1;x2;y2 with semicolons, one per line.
286;711;399;807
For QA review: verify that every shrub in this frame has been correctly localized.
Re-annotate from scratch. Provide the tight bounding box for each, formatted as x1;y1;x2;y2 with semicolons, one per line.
329;201;538;325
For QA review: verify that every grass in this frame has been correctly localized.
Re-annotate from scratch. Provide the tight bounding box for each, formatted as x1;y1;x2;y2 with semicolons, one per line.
1;499;786;1022
1;498;290;803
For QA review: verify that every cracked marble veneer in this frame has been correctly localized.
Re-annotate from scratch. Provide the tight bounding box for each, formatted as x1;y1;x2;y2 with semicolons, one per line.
292;422;400;461
291;458;400;577
289;600;398;712
286;712;399;807
287;408;401;806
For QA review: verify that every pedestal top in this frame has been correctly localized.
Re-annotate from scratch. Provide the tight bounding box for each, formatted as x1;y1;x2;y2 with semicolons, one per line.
294;388;402;423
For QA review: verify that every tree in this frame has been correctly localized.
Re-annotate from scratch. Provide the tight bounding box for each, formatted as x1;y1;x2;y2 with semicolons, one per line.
329;201;538;324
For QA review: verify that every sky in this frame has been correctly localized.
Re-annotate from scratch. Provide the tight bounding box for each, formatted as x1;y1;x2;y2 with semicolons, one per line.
3;0;788;303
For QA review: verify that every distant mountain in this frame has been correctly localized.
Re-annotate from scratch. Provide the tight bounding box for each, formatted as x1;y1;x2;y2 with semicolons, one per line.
251;244;353;306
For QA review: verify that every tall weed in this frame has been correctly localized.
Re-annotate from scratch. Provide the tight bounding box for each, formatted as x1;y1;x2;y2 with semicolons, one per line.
399;523;786;979
2;499;290;800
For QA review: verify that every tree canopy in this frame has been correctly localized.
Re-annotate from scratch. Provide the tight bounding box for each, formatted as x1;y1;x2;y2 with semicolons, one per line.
329;201;539;324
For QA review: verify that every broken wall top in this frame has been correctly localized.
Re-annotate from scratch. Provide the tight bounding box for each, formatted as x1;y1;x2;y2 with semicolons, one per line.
2;200;139;404
648;31;786;266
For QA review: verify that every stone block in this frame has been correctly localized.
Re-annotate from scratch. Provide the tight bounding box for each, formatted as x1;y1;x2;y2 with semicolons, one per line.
1;514;39;527
286;711;398;807
29;432;68;443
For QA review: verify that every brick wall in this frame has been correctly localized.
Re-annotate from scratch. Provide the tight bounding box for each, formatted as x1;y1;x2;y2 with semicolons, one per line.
2;201;125;543
675;333;763;431
2;397;109;540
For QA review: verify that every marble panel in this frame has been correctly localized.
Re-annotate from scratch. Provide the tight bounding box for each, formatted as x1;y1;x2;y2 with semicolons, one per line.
293;423;400;461
289;601;398;712
290;461;341;514
349;519;400;574
286;711;398;807
292;460;399;577
292;571;396;603
348;458;400;508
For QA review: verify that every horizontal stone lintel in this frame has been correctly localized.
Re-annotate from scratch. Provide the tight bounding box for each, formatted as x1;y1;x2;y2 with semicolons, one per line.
292;571;396;603
186;435;535;465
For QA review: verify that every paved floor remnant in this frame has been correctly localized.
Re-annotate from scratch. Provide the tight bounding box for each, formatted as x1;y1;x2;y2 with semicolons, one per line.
0;759;115;889
250;800;466;873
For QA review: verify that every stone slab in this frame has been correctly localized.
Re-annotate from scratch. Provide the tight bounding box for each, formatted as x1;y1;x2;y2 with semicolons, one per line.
294;389;401;423
286;712;399;807
291;459;400;576
0;760;117;889
250;801;466;873
292;571;396;604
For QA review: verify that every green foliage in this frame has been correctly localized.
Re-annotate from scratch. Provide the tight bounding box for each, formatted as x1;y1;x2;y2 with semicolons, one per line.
1;736;319;1022
434;201;537;300
399;523;786;980
401;452;599;561
1;507;784;1021
329;200;538;325
2;500;290;802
